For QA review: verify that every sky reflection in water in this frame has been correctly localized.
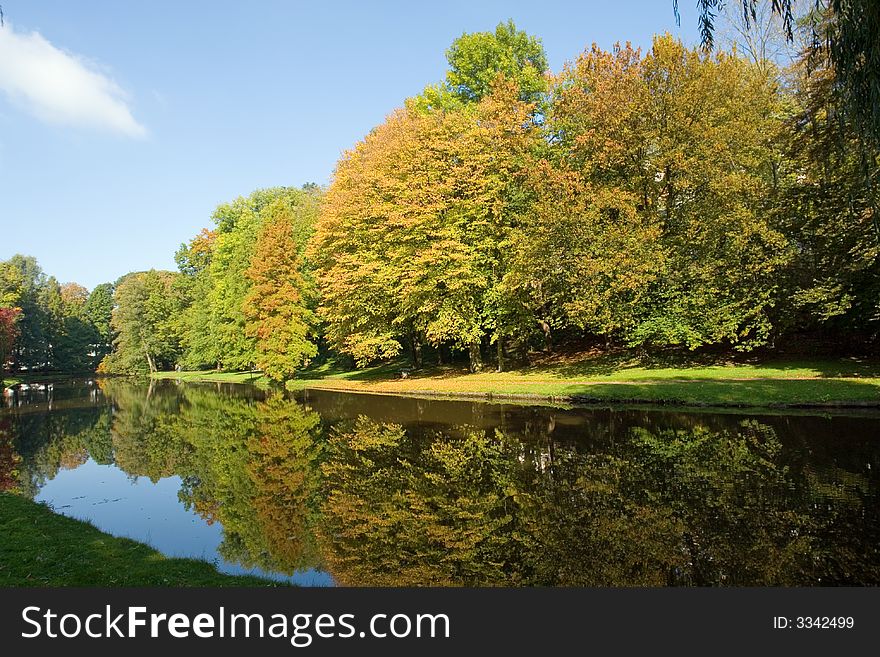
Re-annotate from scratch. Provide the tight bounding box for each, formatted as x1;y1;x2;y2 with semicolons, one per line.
4;379;879;586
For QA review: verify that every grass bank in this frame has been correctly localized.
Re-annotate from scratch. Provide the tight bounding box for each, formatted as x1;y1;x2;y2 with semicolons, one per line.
153;353;880;409
152;370;271;386
0;493;278;587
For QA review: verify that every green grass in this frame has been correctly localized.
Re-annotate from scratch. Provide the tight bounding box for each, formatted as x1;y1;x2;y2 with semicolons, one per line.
0;493;279;587
536;379;880;406
151;369;272;387
152;353;880;409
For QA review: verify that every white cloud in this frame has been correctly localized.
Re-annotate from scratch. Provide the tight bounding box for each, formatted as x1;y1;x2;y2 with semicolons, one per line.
0;24;146;138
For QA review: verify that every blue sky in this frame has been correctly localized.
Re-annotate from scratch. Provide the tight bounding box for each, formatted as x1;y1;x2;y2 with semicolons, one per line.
0;1;699;289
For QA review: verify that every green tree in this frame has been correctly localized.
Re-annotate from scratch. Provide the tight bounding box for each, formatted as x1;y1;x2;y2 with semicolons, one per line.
37;277;66;369
771;57;880;337
0;256;104;372
0;260;24;307
83;283;115;365
415;20;548;111
203;195;268;370
174;229;220;370
51;282;98;371
0;255;49;369
100;271;185;374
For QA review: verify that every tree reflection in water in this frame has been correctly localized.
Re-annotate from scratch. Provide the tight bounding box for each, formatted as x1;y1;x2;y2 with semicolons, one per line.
4;380;878;586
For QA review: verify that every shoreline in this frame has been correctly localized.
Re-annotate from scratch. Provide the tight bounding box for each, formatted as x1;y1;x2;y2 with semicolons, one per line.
294;384;880;410
7;357;879;411
149;358;880;411
0;493;279;587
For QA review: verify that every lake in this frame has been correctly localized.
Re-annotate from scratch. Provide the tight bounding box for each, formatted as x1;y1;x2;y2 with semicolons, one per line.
2;378;878;586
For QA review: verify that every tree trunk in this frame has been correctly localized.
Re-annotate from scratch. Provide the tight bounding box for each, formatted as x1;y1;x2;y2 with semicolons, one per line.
407;327;421;369
496;336;504;373
538;320;552;352
468;341;483;372
142;341;156;373
437;344;444;366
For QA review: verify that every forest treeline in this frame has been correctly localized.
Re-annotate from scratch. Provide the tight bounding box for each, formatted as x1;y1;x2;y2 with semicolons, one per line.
2;17;878;380
0;255;113;373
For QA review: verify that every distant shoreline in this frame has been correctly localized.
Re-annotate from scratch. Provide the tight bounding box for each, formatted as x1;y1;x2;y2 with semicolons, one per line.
147;355;880;411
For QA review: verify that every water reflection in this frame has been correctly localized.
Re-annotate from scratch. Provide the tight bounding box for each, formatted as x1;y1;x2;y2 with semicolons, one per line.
2;379;878;586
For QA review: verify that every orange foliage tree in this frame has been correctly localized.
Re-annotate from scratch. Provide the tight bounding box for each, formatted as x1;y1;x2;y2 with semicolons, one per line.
243;200;317;381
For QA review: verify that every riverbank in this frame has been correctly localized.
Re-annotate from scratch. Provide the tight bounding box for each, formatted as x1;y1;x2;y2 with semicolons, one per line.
0;493;278;586
152;354;880;409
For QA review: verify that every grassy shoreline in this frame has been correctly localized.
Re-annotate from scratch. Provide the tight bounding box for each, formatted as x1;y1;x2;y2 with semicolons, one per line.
152;354;880;409
0;493;278;587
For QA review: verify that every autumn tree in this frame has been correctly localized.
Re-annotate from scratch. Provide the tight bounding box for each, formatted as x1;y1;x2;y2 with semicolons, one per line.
530;36;790;350
176;186;321;372
0;306;21;379
312;79;539;371
242;200;318;381
309;115;415;366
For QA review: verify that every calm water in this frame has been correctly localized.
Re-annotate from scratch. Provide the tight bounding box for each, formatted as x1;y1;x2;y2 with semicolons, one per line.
2;379;879;586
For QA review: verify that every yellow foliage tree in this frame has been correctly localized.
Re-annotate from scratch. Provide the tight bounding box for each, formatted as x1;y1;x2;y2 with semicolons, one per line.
311;78;538;371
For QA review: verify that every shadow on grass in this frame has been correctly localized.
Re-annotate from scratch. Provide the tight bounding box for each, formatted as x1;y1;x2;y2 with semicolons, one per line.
525;351;880;380
297;359;408;381
747;357;880;378
298;358;471;382
561;378;880;406
508;348;764;379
